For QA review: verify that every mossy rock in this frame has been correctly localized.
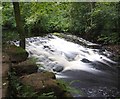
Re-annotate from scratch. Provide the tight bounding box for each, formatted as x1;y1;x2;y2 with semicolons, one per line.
5;45;28;63
19;72;56;91
12;58;38;76
20;72;56;84
52;33;64;38
20;72;72;98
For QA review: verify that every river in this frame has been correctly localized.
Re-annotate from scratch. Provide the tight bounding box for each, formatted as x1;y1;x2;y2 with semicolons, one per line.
13;33;120;98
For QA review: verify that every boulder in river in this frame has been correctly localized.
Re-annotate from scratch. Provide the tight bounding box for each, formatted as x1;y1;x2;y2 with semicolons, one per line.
81;58;91;63
53;65;64;72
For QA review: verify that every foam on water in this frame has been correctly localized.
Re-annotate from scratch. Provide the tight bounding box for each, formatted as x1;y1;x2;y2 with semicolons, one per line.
12;34;116;77
12;34;120;97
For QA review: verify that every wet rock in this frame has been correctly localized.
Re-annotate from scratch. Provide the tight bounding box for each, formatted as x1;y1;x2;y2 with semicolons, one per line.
53;65;64;72
47;34;54;39
87;44;101;49
81;58;91;63
44;45;50;49
5;45;28;63
50;49;55;52
12;59;38;76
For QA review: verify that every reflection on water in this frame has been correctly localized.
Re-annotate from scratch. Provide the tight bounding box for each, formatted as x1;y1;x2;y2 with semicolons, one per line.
12;34;120;97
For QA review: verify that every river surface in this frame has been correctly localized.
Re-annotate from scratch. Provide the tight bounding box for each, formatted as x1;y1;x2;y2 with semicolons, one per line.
13;34;120;98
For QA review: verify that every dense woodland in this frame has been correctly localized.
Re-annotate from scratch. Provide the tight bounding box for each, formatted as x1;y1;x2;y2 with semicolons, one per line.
2;2;120;45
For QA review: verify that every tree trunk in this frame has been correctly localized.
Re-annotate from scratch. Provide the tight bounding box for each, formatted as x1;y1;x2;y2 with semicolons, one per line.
90;2;95;26
13;2;25;49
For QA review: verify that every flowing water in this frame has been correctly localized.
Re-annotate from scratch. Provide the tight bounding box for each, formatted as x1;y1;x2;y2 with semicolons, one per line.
12;34;120;98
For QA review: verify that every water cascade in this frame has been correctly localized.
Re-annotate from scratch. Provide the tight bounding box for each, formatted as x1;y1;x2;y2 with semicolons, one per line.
12;34;120;97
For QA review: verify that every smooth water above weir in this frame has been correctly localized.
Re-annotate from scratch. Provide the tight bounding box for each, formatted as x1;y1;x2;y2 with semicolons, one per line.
12;34;120;97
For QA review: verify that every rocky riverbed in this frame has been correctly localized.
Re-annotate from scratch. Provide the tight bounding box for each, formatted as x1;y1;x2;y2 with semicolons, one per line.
10;33;120;98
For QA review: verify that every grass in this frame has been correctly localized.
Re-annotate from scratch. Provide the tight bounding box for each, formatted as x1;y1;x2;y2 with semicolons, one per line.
56;79;83;95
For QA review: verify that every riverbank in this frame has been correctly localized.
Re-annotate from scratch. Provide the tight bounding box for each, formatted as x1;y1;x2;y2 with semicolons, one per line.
2;33;120;98
2;44;73;98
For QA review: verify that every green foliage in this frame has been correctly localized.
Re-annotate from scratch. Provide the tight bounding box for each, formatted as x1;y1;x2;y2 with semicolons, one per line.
2;2;15;29
98;32;119;44
24;2;71;35
38;92;56;99
57;79;83;95
9;71;32;97
6;45;26;54
29;57;38;64
2;30;19;43
2;2;120;44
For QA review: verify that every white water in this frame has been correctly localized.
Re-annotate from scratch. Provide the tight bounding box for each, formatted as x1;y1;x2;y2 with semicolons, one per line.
13;34;116;77
12;34;120;97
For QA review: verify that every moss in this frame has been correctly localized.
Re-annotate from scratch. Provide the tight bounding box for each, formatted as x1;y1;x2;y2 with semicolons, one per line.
5;45;28;63
26;57;37;65
7;45;26;54
52;32;64;38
